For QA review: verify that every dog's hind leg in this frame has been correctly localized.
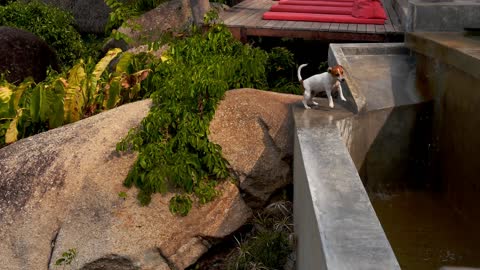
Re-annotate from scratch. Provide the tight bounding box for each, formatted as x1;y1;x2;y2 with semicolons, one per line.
303;88;312;109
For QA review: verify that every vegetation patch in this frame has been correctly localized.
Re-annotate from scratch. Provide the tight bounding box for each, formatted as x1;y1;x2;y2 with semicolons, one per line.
190;200;295;270
1;8;299;215
0;1;85;67
117;15;298;213
0;49;150;146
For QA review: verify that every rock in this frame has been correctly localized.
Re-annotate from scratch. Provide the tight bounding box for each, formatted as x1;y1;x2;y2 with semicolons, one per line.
209;89;303;208
0;99;252;270
40;0;113;33
119;0;193;46
0;26;60;84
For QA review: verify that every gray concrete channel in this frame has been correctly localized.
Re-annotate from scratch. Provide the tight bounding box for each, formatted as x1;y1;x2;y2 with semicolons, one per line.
293;33;480;270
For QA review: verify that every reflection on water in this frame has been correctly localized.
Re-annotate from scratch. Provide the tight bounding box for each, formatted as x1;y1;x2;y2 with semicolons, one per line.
370;190;480;270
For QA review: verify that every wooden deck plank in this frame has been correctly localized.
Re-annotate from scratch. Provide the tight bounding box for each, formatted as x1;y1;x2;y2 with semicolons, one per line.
222;0;256;23
227;0;267;26
357;24;367;33
329;23;340;32
347;24;358;32
292;21;314;30
310;22;331;31
366;24;376;33
338;23;349;32
264;19;288;29
241;7;269;27
375;24;386;33
282;21;299;30
384;0;402;31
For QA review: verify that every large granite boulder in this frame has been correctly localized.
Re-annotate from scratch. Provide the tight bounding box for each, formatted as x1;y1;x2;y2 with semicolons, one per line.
117;0;228;46
0;99;251;270
118;0;193;46
0;26;60;84
209;89;303;207
40;0;112;33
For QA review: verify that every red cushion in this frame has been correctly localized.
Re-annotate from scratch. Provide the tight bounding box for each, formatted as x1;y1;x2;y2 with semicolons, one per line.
351;0;387;19
278;0;354;7
280;0;354;2
271;4;352;14
262;12;385;24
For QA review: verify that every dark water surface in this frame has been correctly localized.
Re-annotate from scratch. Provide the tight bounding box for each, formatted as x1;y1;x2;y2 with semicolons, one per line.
370;190;480;270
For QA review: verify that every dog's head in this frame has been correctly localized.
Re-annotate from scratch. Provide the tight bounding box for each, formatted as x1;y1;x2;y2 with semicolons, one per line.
328;65;345;82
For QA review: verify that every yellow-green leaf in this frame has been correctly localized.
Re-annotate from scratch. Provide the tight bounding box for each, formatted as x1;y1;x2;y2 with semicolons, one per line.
5;110;22;144
0;85;13;118
0;86;13;103
116;52;133;73
12;79;33;111
93;48;122;84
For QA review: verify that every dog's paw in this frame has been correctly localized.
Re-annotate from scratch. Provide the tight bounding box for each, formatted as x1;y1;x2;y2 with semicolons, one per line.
304;105;312;109
329;102;334;108
341;97;347;102
312;101;319;106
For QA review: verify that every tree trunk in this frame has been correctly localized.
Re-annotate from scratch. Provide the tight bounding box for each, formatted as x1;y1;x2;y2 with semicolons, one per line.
190;0;210;26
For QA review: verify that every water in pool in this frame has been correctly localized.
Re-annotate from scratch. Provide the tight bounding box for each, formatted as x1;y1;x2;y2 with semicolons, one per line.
370;190;480;270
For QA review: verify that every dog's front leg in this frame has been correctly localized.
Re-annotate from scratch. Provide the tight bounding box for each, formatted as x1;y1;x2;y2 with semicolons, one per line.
326;89;334;108
337;83;347;102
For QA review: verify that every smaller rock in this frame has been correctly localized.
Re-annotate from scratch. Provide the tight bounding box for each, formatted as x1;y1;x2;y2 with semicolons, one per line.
0;26;60;84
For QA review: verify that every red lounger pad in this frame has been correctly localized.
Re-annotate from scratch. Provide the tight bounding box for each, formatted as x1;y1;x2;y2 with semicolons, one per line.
278;0;353;7
262;12;385;24
270;4;352;14
352;0;386;19
280;0;353;2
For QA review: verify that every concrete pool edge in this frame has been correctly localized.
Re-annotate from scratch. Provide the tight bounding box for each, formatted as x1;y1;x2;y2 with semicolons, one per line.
294;42;421;270
293;105;401;270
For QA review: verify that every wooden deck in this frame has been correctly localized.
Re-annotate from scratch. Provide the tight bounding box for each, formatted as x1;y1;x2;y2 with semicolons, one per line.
221;0;404;42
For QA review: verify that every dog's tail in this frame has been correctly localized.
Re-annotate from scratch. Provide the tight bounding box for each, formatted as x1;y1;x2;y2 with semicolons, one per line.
297;64;308;82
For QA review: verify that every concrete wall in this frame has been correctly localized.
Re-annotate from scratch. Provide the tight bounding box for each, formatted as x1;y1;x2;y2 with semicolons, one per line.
406;0;480;32
293;132;327;270
336;104;433;192
407;32;480;221
293;110;400;270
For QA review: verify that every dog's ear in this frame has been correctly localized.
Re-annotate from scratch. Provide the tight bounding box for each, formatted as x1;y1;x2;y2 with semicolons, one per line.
327;67;332;73
339;65;345;71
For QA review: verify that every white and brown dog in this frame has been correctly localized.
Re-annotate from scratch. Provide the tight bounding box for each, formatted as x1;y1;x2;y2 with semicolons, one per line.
297;64;347;109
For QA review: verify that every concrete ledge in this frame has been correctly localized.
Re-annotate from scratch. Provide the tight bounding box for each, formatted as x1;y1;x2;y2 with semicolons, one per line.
406;0;480;32
329;43;424;112
406;32;480;79
293;104;400;270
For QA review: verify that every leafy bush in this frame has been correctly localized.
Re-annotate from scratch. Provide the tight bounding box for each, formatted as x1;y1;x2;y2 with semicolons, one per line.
169;194;193;217
265;47;300;95
223;201;293;270
116;23;270;209
0;1;85;67
227;231;291;270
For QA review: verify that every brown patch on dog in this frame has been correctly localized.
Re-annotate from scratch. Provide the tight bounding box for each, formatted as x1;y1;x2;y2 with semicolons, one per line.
329;65;345;78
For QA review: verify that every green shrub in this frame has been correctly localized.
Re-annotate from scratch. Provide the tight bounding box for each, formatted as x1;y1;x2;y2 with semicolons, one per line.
0;1;85;67
117;24;270;212
266;47;300;95
227;231;292;270
169;194;193;216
